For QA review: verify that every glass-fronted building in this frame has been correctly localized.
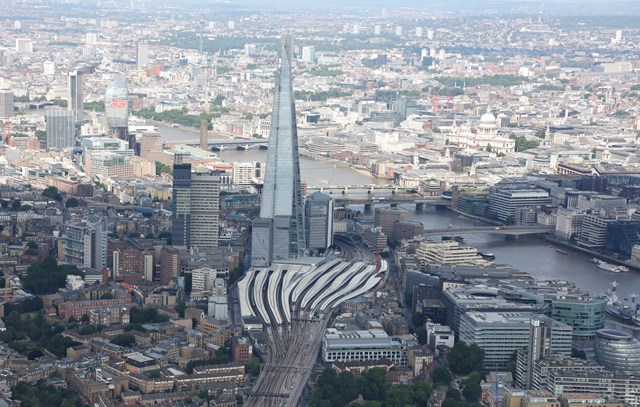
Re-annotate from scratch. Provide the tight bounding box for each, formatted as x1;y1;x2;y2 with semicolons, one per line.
251;37;305;267
550;298;605;339
594;329;640;374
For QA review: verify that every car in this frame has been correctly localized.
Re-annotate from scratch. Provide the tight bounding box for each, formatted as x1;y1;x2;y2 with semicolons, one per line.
494;227;500;230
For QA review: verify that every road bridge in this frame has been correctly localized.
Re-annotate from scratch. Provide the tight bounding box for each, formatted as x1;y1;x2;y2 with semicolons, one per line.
332;194;451;211
181;138;268;150
424;225;554;237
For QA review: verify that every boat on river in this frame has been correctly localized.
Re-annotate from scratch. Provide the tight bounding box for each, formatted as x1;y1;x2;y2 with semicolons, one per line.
594;259;628;273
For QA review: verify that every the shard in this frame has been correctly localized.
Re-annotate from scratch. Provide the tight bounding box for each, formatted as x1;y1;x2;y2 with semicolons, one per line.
251;37;305;267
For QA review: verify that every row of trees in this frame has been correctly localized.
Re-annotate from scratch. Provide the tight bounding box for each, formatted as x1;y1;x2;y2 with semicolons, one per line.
12;381;78;407
134;108;216;129
129;307;171;325
436;75;527;88
0;310;77;358
310;367;431;407
509;134;540;152
294;89;352;102
23;257;83;295
185;346;231;374
84;100;105;111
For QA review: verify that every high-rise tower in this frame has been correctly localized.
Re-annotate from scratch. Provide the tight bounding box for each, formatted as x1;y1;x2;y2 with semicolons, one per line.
251;37;305;267
68;70;83;124
171;154;221;250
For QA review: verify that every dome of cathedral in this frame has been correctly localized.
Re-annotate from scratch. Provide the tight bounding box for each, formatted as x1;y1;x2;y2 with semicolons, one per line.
479;112;497;129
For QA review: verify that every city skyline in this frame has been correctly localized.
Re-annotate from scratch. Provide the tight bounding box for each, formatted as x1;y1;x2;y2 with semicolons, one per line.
0;3;640;406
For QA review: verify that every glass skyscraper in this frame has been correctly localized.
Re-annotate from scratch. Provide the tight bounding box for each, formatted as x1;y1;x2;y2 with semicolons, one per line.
68;70;83;124
251;37;305;267
104;78;129;131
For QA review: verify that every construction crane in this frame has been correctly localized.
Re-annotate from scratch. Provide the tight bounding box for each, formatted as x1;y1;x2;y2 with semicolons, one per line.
432;90;440;117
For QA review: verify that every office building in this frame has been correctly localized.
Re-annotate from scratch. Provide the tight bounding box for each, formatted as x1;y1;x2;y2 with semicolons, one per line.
374;207;412;235
231;337;253;363
459;312;571;369
45;109;75;149
550;297;605;339
547;370;640;406
578;214;612;249
321;328;408;366
160;246;180;285
425;322;454;351
416;240;485;268
68;70;84;123
136;42;149;70
171;156;221;249
516;317;574;389
0;89;13;118
191;267;218;292
529;359;603;392
232;162;262;185
15;37;33;52
441;285;544;334
104;78;129;137
207;278;228;320
606;220;640;257
251;37;305;267
139;131;164;162
555;208;586;240
594;329;640;374
301;45;315;63
305;192;334;253
392;221;424;243
109;241;154;282
488;189;553;222
61;215;108;270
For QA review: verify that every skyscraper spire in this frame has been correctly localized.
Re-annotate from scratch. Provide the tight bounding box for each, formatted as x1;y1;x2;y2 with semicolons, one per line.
251;37;305;267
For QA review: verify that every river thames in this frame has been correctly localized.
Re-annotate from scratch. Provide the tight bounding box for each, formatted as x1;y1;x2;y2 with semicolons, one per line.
156;124;639;299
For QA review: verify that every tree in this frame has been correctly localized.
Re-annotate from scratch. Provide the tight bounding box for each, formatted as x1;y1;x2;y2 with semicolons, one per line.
175;300;187;318
462;381;482;402
431;366;452;386
572;348;587;359
65;197;79;208
445;388;461;400
155;161;172;176
384;384;414;407
111;333;136;347
11;199;21;211
245;358;261;376
42;186;61;200
100;292;114;300
415;327;428;345
486;144;492;153
448;342;485;374
23;258;83;295
411;312;424;328
79;325;98;335
158;231;172;245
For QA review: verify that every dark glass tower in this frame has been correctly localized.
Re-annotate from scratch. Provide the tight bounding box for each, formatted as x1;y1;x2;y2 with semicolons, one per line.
251;37;305;267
